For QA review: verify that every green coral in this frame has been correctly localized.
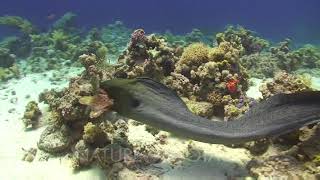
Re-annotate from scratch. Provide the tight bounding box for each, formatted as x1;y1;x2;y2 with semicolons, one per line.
50;30;70;50
183;98;214;117
0;15;37;34
0;47;15;68
0;64;20;82
240;52;279;78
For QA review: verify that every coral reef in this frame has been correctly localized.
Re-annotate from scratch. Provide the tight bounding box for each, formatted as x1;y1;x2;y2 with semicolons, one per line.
240;52;280;78
168;40;250;119
114;29;178;80
0;64;19;82
259;71;312;98
0;47;16;68
82;122;111;147
163;28;213;47
0;15;37;35
101;21;131;63
11;21;320;178
216;26;269;55
22;101;42;129
240;40;320;78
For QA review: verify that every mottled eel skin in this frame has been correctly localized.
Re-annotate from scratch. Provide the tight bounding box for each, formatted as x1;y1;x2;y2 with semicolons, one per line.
101;77;320;144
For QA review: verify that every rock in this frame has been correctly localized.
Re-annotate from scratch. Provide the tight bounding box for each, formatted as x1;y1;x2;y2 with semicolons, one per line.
70;140;95;170
22;147;37;162
38;125;72;153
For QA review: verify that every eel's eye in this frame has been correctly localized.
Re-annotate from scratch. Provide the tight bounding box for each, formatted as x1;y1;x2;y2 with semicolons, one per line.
131;98;140;108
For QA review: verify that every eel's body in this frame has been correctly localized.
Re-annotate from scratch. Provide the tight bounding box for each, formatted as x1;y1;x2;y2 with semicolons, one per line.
101;77;320;144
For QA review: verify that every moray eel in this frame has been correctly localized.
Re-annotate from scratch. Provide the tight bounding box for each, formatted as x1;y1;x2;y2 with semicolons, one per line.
101;77;320;144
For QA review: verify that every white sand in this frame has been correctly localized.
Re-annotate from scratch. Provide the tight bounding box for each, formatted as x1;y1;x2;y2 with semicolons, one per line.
246;78;263;99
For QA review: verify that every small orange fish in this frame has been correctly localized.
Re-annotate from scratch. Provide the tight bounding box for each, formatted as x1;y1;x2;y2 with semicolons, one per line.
79;89;114;118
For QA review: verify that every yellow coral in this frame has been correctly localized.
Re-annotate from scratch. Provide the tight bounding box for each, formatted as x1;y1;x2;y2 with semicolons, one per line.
297;73;312;88
208;42;241;63
179;43;209;66
208;47;225;61
83;122;109;147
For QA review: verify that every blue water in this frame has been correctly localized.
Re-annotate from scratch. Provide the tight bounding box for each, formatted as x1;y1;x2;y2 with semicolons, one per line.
1;0;319;43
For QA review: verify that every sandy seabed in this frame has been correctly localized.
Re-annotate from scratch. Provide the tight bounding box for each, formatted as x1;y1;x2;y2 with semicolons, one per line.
0;68;319;180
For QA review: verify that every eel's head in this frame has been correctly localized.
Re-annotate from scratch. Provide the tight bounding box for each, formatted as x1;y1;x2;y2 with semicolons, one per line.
100;78;142;116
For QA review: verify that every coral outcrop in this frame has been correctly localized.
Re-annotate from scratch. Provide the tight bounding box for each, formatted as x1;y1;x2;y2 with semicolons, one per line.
259;71;312;98
216;26;269;55
22;101;42;129
114;29;178;80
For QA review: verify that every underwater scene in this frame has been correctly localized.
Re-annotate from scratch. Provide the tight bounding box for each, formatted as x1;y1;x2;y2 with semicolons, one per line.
1;0;320;179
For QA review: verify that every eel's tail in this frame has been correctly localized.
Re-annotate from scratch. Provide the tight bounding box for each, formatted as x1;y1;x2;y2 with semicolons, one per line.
234;91;320;139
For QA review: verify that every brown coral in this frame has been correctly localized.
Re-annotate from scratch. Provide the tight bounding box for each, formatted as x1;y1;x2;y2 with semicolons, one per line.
259;71;312;98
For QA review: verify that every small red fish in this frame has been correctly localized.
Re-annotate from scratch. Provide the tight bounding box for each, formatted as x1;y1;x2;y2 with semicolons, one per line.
226;79;239;93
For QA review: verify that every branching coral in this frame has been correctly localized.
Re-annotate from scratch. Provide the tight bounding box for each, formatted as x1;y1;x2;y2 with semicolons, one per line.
0;15;37;35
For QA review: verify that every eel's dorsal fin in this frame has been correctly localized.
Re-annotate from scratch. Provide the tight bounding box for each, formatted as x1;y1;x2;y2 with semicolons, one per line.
237;91;320;135
136;77;189;110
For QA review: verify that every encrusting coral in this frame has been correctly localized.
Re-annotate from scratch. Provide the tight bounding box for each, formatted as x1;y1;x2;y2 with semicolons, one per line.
22;101;42;129
114;29;178;80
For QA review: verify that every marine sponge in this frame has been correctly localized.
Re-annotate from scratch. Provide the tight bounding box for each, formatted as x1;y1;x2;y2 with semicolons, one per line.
0;15;37;34
83;122;111;147
179;43;209;66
